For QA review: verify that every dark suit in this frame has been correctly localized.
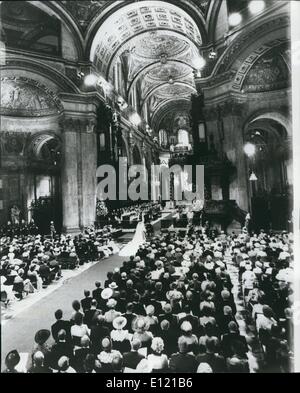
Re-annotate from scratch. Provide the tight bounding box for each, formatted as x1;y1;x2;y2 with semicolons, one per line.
149;299;163;315
28;365;52;373
81;296;93;312
73;348;91;373
90;325;110;353
92;288;103;305
84;309;100;328
123;351;145;370
196;353;227;373
172;301;185;315
49;341;74;369
159;330;178;357
158;313;178;330
220;333;248;358
122;313;137;333
179;314;199;334
169;352;198;373
51;320;71;342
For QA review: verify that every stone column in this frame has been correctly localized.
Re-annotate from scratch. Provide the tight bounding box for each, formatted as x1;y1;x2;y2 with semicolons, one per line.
221;102;249;211
128;132;134;166
61;117;80;232
60;96;98;232
81;118;97;228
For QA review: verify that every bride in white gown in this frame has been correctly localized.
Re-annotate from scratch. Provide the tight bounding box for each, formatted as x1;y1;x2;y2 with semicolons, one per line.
119;214;147;257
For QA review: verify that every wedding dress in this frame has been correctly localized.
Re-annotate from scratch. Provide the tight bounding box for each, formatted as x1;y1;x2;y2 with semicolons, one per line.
119;219;146;257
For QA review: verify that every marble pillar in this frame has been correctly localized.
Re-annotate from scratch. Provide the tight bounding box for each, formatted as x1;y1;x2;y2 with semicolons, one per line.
60;97;98;232
223;113;249;211
61;119;80;232
81;122;97;228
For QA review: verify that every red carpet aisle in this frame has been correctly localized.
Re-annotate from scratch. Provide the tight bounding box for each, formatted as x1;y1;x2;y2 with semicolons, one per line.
1;254;125;369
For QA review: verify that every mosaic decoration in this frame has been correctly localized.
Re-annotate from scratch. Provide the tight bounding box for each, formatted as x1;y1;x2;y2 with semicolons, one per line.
233;40;289;91
0;77;63;117
242;49;289;93
61;0;109;29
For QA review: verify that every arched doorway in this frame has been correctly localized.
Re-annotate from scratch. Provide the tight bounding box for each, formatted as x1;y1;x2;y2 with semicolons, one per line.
244;116;292;231
28;133;62;234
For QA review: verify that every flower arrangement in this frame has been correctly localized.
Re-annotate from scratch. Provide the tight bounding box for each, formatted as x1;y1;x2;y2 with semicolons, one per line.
96;200;108;217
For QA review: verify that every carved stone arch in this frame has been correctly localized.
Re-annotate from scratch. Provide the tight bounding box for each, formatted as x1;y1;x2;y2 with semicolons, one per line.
151;98;191;132
127;59;195;101
27;0;84;60
243;110;292;137
232;39;290;91
207;0;223;43
142;82;196;109
28;131;62;159
2;56;80;95
212;14;290;77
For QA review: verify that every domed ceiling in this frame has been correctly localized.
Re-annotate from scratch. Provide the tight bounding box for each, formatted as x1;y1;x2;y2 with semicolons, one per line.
90;1;202;74
131;32;190;60
147;62;191;81
89;1;204;132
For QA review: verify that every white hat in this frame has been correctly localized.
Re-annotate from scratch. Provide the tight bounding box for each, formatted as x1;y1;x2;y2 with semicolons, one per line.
197;363;213;373
101;288;113;300
112;316;127;330
109;282;118;290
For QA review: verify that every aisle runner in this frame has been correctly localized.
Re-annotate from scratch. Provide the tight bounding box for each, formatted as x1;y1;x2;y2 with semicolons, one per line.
224;251;262;373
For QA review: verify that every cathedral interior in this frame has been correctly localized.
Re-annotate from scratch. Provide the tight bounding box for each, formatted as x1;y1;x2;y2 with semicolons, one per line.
0;0;292;233
1;1;299;376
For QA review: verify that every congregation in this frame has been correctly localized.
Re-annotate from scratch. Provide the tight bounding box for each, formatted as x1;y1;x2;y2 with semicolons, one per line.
2;221;294;373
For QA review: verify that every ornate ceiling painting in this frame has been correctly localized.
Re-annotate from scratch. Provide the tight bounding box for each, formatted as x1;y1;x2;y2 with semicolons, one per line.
90;1;202;74
0;77;63;117
88;1;204;134
151;99;192;133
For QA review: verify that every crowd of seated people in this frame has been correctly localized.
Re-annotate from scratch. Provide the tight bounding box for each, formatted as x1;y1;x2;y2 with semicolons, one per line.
0;226;120;307
105;202;161;227
0;220;39;238
2;224;294;373
0;202;162;307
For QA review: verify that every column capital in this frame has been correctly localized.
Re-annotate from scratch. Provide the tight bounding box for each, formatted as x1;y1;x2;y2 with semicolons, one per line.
204;100;246;120
59;115;97;134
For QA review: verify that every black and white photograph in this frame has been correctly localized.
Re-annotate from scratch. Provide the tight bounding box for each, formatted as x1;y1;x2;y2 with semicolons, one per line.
0;0;300;377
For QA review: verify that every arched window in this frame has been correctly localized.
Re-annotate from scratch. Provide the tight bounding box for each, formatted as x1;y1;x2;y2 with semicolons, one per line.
178;129;189;146
159;129;168;147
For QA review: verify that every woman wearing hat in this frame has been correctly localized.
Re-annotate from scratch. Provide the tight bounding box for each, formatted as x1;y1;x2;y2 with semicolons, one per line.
256;305;277;340
110;316;131;353
98;337;121;372
179;321;198;355
145;305;159;335
132;317;153;350
104;298;121;328
148;337;169;372
71;312;90;348
31;329;52;369
3;350;21;373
